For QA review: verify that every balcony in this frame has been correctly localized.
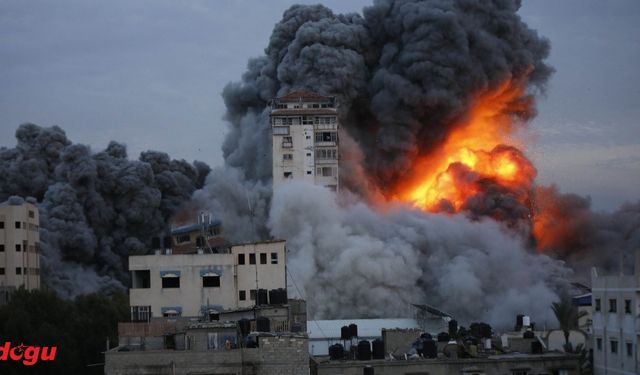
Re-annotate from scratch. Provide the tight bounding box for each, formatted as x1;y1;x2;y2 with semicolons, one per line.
282;142;293;148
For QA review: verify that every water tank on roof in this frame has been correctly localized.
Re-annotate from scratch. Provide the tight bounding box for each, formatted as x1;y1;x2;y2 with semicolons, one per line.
357;340;371;360
257;289;268;305
423;339;437;358
523;330;535;339
531;341;543;354
448;319;458;337
151;236;161;249
239;319;251;337
420;333;432;340
269;289;277;305
516;314;524;329
372;339;384;359
256;317;270;332
163;236;172;249
522;315;531;327
349;323;358;338
437;332;450;342
329;343;344;360
341;326;350;340
363;366;374;375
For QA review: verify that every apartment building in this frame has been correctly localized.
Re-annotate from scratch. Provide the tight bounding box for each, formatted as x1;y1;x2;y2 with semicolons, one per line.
591;254;640;375
0;198;40;298
128;240;286;319
270;90;339;191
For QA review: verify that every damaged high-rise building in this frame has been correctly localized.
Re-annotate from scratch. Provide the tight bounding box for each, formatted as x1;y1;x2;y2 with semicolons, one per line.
270;91;339;192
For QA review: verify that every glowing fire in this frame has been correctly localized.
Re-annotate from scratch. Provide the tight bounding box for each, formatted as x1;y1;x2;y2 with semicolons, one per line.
392;80;536;212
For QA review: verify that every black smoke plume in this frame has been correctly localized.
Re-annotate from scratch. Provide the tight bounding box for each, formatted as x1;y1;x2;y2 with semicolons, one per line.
0;124;210;297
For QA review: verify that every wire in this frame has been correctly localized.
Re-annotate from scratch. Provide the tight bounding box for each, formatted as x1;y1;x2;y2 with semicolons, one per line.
286;267;329;340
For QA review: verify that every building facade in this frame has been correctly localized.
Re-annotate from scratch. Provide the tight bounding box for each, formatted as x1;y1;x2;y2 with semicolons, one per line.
129;240;286;319
270;90;339;191
0;198;40;295
591;263;640;375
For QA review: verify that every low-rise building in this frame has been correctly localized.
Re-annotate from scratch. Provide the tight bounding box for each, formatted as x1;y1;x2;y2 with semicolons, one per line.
0;197;41;300
129;240;287;320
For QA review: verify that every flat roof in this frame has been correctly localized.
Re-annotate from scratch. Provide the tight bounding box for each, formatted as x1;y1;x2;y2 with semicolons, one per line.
307;319;419;339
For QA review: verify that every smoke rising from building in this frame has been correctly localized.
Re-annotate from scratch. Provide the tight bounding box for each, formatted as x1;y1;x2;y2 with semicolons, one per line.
0;124;210;297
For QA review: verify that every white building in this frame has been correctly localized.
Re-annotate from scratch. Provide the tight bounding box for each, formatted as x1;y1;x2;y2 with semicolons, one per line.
129;240;286;320
591;255;640;375
270;90;339;192
0;198;41;299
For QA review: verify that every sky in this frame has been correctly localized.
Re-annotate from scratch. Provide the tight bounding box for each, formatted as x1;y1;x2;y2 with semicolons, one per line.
0;0;638;211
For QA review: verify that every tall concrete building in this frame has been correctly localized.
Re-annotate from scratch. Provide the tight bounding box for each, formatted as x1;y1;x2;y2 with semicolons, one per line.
591;255;640;375
0;198;41;299
270;90;339;191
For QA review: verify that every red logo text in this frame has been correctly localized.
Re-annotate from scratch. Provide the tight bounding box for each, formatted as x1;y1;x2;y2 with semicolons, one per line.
0;342;57;366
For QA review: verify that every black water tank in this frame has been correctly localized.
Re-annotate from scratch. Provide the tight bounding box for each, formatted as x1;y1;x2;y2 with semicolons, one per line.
420;332;432;340
151;236;161;249
424;339;437;358
437;332;450;342
516;314;524;328
448;319;458;337
257;289;268;305
291;323;302;333
269;289;277;305
357;340;371;360
256;317;270;332
372;339;384;359
341;326;351;340
163;236;172;249
531;341;543;354
349;323;358;338
523;331;535;339
363;366;374;375
239;319;251;336
280;288;288;303
329;343;344;360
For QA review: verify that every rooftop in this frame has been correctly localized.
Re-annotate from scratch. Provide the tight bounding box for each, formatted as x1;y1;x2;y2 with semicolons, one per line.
276;90;332;102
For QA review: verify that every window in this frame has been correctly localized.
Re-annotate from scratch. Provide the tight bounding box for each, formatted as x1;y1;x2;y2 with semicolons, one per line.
271;252;278;264
238;253;245;265
249;253;256;265
283;153;293;161
250;289;257;301
595;298;601;311
202;276;220;287
315;131;337;143
0;268;4;275
0;245;4;252
627;342;633;357
260;253;267;264
609;299;617;313
283;172;292;178
15;267;21;275
130;306;151;322
28;210;34;218
0;221;4;229
282;136;292;148
15;221;20;229
273;126;290;135
15;244;21;252
317;166;334;177
176;234;190;244
306;171;312;175
597;338;602;351
162;277;180;289
315;148;337;160
239;290;246;301
611;340;618;354
132;270;150;289
625;299;631;314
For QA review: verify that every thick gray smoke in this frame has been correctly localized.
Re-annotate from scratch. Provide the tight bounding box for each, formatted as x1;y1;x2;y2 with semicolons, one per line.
269;181;569;328
0;124;210;297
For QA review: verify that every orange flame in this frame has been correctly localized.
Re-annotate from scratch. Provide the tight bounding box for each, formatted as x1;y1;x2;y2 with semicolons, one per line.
391;79;536;212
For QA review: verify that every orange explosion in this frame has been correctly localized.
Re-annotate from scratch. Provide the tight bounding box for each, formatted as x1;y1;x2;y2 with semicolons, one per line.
392;79;537;212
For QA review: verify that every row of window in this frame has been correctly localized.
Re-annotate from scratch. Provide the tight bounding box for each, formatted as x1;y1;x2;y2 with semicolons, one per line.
272;116;337;126
594;298;633;314
161;275;220;289
0;221;39;231
596;338;633;356
238;252;278;265
0;243;39;253
274;103;333;109
0;267;40;276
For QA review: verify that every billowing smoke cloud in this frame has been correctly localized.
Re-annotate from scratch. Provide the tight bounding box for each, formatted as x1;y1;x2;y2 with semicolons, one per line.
0;124;210;297
191;0;572;325
270;181;569;327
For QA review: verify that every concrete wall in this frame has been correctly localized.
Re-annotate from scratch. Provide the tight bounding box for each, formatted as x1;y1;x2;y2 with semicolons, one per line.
382;328;422;356
0;201;40;291
128;241;286;317
105;336;309;375
311;354;580;375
